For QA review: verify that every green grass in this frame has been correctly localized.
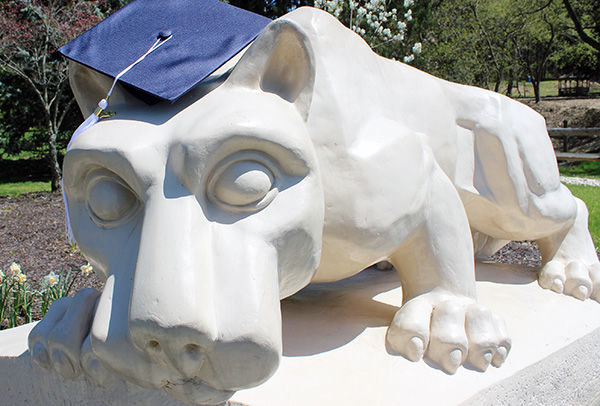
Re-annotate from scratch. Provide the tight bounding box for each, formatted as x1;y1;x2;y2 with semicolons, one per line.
565;184;600;249
0;181;51;197
559;161;600;179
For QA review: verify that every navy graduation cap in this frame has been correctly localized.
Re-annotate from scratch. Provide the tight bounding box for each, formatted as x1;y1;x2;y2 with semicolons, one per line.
58;0;271;104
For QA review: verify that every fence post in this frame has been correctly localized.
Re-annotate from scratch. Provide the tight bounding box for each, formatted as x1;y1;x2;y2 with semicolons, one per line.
562;120;569;152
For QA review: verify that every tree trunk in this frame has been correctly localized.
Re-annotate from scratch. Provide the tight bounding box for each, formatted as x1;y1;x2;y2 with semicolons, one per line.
506;68;514;97
533;79;541;103
48;128;62;192
493;70;501;93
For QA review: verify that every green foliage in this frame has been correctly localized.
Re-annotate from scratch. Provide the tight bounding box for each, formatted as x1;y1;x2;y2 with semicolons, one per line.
562;0;600;58
418;0;598;100
565;184;600;249
0;71;79;157
550;40;599;77
415;0;519;88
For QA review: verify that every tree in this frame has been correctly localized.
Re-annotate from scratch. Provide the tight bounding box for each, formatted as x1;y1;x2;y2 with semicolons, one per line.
510;0;568;102
561;0;600;54
415;0;514;88
550;34;599;78
313;0;423;63
0;0;108;191
418;0;580;102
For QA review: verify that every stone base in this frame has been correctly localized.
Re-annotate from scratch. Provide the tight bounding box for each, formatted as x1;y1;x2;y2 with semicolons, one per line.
1;262;599;405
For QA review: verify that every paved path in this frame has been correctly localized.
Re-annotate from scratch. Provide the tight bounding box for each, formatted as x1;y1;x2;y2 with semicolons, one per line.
560;176;600;187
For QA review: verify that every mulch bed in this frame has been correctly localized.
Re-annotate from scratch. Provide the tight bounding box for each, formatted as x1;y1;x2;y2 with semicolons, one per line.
0;191;543;328
0;192;104;294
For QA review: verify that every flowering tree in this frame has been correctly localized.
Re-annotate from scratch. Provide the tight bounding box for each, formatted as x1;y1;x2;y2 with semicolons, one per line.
314;0;422;62
0;0;110;192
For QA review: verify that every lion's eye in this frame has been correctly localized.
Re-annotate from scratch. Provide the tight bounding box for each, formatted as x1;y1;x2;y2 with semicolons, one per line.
87;177;139;226
214;161;274;206
208;153;280;212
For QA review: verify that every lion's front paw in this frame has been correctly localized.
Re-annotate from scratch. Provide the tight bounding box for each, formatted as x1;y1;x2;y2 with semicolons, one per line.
386;293;511;374
539;260;600;301
28;288;117;387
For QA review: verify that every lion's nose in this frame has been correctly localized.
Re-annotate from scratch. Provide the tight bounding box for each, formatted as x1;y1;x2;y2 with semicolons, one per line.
129;320;212;377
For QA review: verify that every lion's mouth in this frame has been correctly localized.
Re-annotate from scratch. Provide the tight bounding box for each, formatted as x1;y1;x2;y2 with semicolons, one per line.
162;377;235;405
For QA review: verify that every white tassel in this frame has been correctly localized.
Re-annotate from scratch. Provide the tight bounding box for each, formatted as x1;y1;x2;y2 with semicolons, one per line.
68;99;108;149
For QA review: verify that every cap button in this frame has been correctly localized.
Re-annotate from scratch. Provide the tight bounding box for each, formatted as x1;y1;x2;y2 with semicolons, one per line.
158;30;172;40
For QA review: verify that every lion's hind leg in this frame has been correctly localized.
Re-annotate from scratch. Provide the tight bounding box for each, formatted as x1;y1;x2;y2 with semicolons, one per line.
457;92;599;302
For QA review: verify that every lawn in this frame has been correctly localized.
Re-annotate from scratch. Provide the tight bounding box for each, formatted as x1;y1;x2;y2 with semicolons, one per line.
565;184;600;249
0;181;50;197
0;151;55;196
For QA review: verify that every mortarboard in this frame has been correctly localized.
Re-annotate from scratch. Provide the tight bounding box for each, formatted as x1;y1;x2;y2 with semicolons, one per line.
58;0;271;104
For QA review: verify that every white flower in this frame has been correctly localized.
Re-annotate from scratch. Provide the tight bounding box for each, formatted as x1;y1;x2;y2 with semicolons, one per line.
8;262;21;277
404;9;413;21
397;21;407;32
80;263;93;277
412;42;422;54
43;271;60;288
403;0;414;7
403;54;415;63
15;273;27;285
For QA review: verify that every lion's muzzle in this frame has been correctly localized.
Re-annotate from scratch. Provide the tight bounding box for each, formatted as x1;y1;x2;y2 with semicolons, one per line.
88;195;282;404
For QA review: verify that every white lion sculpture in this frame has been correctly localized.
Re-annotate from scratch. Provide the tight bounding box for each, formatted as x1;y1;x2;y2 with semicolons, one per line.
28;7;599;405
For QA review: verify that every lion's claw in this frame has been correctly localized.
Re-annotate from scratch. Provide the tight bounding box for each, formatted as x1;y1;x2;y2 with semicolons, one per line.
539;259;598;302
28;288;117;387
386;293;511;374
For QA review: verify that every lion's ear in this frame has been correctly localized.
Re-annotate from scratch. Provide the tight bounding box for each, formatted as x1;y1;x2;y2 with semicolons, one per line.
68;61;143;117
227;20;315;121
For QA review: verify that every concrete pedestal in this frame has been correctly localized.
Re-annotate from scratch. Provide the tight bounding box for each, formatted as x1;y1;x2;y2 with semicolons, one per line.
1;262;599;405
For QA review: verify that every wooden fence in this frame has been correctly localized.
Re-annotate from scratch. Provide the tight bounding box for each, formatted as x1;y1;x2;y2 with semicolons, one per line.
547;128;600;161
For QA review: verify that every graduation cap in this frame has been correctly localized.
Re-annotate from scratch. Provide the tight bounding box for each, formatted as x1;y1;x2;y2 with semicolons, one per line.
58;0;271;104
